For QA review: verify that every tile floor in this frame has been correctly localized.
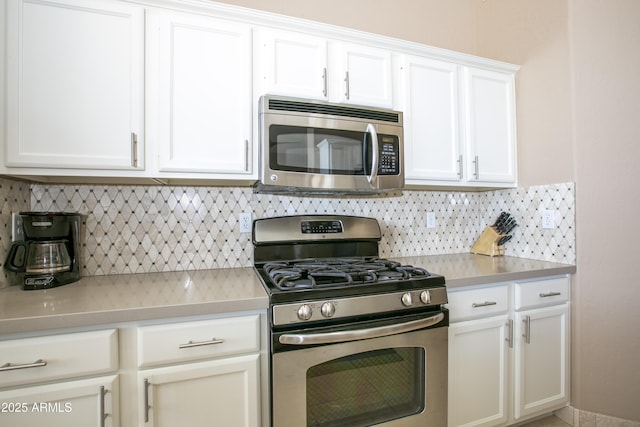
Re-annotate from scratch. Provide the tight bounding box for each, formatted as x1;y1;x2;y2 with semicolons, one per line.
519;416;570;426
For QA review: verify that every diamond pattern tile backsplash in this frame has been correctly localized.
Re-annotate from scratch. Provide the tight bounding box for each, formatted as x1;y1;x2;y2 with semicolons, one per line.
0;179;575;286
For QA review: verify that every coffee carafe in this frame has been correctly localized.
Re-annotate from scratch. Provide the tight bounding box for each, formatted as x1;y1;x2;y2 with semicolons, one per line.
3;212;81;290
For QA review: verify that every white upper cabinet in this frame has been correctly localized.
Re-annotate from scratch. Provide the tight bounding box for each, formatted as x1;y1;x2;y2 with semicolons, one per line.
463;67;517;184
255;30;328;100
333;42;394;108
401;56;518;188
256;29;394;108
401;56;462;182
1;0;517;186
147;10;253;176
5;0;144;170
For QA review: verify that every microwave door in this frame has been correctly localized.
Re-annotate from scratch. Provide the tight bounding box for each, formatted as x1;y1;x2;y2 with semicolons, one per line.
271;125;365;176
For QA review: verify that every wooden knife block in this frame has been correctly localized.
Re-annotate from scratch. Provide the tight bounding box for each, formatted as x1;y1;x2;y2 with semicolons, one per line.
471;226;506;257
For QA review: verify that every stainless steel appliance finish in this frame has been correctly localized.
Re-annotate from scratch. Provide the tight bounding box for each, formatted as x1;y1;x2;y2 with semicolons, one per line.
257;96;404;194
253;215;448;427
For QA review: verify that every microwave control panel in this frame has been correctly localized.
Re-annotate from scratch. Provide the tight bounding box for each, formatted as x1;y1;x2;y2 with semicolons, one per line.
379;136;400;175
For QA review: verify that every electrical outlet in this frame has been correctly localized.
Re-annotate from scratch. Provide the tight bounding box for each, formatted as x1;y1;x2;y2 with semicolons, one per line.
239;212;252;233
426;212;436;229
541;209;556;229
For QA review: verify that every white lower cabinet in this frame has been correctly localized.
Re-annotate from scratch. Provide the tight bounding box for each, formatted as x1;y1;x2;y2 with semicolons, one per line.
129;314;262;427
0;329;120;427
447;276;570;427
0;375;119;427
139;355;259;426
449;315;509;427
514;304;569;420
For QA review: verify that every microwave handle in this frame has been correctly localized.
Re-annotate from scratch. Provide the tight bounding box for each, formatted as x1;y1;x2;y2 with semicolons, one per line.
365;123;379;187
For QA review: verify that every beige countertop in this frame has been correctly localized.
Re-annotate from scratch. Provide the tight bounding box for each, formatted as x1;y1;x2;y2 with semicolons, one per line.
397;253;576;289
0;254;576;336
0;267;268;336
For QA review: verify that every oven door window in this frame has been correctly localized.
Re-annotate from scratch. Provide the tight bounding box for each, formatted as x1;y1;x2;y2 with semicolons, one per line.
269;125;368;175
306;347;425;427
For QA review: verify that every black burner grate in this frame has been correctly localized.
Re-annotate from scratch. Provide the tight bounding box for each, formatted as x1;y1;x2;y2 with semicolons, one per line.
262;257;431;291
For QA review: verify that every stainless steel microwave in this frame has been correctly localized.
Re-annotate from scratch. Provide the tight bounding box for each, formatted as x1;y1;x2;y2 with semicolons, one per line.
257;95;404;194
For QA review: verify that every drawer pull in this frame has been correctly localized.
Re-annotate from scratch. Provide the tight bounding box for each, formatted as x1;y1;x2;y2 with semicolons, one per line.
472;301;497;308
523;315;532;344
0;359;47;372
539;291;562;298
178;338;224;349
100;386;108;427
144;378;151;423
506;319;514;348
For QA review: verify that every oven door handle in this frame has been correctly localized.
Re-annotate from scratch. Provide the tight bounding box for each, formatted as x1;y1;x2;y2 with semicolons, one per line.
279;312;445;346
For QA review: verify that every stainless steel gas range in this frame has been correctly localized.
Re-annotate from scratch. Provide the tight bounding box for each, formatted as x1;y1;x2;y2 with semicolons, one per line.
252;215;449;427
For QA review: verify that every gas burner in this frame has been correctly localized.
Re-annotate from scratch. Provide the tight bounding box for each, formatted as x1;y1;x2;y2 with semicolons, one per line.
262;257;432;291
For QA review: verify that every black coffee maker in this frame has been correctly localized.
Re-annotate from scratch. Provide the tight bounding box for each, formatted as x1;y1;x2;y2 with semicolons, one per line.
4;212;82;290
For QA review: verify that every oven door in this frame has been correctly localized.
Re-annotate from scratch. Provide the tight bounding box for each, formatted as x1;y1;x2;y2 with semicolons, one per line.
271;311;447;427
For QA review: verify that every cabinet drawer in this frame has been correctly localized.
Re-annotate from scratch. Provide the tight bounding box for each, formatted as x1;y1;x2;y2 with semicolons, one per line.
447;285;509;322
137;315;260;368
514;276;569;310
0;329;118;389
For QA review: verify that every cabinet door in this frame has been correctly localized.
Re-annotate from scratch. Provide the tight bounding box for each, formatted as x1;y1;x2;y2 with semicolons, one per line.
401;56;462;182
256;29;328;100
514;304;569;420
140;354;260;427
448;315;509;427
149;10;252;175
334;42;393;108
5;0;144;170
0;375;119;427
463;67;517;184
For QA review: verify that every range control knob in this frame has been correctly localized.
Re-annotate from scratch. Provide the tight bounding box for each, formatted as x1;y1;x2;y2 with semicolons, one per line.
420;290;431;304
401;292;413;307
297;304;313;321
321;302;336;318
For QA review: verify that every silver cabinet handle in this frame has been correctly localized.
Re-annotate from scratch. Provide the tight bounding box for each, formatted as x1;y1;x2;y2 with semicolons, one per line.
99;386;108;427
178;338;224;349
523;315;531;344
506;319;514;348
0;359;47;372
365;123;379;187
144;378;151;423
472;301;497;308
244;139;249;172
344;71;350;99
131;132;139;168
473;155;479;179
539;291;562;298
280;313;445;346
322;67;327;97
457;155;463;179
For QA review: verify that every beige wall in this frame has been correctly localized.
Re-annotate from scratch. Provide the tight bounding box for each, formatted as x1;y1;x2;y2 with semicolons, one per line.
219;0;640;421
474;0;574;187
570;0;640;421
214;0;478;55
475;0;640;421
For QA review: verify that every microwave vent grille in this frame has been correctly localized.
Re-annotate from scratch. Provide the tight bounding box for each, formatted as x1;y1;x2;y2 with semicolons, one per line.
267;99;400;124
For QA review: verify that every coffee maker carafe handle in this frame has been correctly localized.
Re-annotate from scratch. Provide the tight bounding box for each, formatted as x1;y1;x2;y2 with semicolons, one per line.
4;242;29;273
